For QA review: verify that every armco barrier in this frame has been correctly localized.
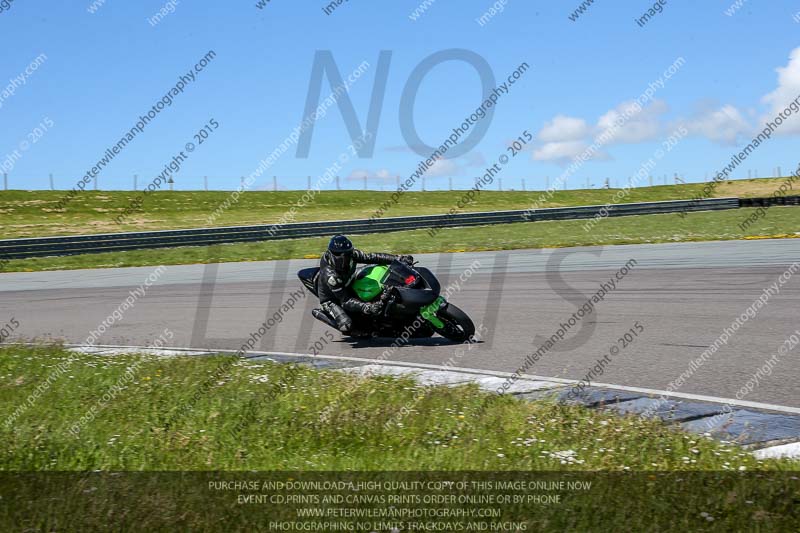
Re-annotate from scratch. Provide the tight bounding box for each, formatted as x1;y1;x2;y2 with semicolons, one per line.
739;195;800;208
0;196;793;260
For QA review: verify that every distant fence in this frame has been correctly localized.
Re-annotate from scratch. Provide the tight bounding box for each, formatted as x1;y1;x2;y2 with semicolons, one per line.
6;196;796;260
0;168;792;192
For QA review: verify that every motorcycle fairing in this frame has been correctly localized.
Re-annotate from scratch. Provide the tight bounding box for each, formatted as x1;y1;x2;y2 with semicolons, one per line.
351;265;389;302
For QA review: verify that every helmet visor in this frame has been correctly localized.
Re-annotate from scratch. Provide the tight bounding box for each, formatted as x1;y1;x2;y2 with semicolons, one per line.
331;250;352;272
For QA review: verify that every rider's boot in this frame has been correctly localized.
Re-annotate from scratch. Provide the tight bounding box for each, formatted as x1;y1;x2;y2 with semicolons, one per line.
311;308;337;329
320;301;353;334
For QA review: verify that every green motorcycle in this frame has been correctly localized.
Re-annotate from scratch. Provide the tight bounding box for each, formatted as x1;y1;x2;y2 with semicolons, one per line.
299;260;475;342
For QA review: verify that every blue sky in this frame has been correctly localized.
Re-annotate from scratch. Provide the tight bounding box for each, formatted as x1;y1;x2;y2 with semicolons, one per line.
1;0;799;191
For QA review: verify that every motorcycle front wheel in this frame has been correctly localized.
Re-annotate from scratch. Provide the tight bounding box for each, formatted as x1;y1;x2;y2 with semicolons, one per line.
433;303;476;343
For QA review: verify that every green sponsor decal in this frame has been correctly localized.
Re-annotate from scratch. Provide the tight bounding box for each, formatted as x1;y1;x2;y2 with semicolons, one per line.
420;296;445;328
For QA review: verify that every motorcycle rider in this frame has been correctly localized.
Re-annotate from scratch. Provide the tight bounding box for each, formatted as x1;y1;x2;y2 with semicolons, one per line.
316;235;413;334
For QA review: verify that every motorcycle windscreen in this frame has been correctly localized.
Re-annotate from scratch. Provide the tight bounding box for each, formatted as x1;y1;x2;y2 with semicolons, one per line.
351;265;389;301
384;265;440;318
382;261;422;287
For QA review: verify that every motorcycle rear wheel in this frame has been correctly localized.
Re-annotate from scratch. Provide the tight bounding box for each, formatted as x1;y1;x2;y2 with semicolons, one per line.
434;303;475;343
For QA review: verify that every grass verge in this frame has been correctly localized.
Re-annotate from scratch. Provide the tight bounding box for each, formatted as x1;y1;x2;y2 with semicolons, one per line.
2;206;799;273
1;345;798;530
2;345;796;471
0;176;793;239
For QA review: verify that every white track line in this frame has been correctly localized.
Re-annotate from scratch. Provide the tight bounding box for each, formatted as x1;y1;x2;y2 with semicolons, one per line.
63;343;800;416
753;442;800;460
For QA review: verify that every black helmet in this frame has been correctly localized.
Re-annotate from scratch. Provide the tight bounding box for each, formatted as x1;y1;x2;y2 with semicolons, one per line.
326;235;354;273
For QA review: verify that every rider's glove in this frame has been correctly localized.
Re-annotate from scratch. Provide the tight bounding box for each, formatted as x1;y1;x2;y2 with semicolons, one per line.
363;302;383;315
399;255;414;265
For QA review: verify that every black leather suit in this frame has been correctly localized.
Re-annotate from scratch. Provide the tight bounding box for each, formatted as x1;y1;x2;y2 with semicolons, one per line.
317;249;398;332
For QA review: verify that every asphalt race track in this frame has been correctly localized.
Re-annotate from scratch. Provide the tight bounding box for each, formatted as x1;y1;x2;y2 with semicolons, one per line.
2;238;799;408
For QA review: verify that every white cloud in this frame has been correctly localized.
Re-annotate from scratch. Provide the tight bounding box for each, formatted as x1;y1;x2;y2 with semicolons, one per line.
346;168;395;181
532;141;592;163
537;115;590;142
532;100;665;162
530;46;800;163
462;151;486;167
679;105;750;144
761;46;800;135
596;99;668;144
423;158;460;177
355;151;485;180
348;169;369;179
